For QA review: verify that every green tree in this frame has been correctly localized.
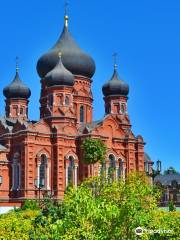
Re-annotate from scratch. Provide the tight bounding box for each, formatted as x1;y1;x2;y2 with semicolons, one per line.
81;138;107;165
32;173;161;239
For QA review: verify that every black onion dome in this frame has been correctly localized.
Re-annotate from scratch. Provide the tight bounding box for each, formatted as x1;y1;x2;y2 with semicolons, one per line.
44;53;74;87
37;16;96;79
3;71;31;99
102;65;129;97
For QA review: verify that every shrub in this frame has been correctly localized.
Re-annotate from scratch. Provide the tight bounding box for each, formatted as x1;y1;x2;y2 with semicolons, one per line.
168;200;176;212
21;199;40;211
0;210;39;240
0;173;180;239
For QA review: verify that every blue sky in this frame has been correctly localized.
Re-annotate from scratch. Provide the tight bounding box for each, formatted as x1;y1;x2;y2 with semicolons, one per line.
0;0;180;172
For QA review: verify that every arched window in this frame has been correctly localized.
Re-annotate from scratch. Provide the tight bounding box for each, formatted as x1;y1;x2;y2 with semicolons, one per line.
67;156;75;186
12;153;21;190
109;154;116;168
80;105;85;123
65;96;70;106
20;107;24;115
108;154;116;181
39;154;47;187
105;104;111;114
49;95;53;106
16;165;20;187
118;159;124;178
120;103;126;114
13;106;18;115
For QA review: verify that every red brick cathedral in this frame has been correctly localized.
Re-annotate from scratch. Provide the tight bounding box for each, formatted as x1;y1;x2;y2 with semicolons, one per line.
0;15;145;206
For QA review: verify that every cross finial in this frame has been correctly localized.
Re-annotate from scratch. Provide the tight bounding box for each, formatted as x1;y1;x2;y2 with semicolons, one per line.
16;57;19;73
113;52;118;69
58;52;62;59
64;0;69;27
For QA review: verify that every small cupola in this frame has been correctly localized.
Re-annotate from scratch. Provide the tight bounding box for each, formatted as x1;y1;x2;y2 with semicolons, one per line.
44;52;74;87
102;64;129;97
3;59;31;99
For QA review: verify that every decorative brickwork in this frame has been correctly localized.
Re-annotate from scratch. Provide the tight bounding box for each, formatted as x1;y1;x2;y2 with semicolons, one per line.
0;14;145;207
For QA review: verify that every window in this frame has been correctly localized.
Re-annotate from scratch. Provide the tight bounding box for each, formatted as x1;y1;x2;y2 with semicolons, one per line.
68;156;75;186
108;154;116;181
20;107;24;115
65;96;70;106
109;154;116;168
105;104;111;114
39;154;47;187
80;105;85;123
121;103;126;114
6;106;10;116
49;95;53;106
13;106;18;115
16;165;20;187
12;154;21;190
119;159;124;178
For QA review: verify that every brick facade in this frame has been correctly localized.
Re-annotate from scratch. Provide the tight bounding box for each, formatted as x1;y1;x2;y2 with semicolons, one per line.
0;15;145;206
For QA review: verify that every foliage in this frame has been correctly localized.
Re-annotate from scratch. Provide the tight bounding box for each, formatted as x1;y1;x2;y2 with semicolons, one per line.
21;199;40;211
142;210;180;240
0;210;39;240
81;138;107;164
168;200;176;212
0;173;180;239
30;172;161;239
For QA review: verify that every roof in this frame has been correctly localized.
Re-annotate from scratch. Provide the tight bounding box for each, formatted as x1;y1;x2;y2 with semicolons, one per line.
78;120;102;134
44;55;74;87
0;144;7;152
102;66;129;97
3;71;31;99
37;15;95;79
154;173;180;186
144;152;152;162
0;116;31;134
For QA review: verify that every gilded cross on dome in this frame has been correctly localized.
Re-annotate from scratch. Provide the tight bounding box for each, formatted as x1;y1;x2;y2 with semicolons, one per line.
58;52;62;59
64;0;69;27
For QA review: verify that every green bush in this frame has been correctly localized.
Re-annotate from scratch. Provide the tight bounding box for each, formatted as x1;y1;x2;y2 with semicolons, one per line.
21;199;40;211
0;173;179;239
0;210;39;240
168;200;176;212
